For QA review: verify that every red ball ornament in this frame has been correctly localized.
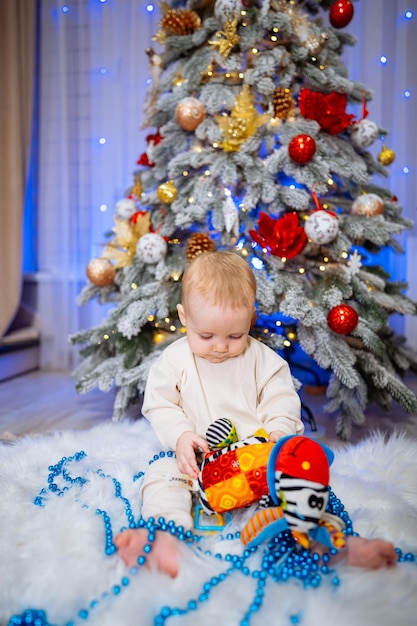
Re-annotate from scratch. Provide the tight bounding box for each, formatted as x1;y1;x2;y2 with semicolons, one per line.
129;210;148;224
288;134;316;164
327;304;358;335
329;0;354;29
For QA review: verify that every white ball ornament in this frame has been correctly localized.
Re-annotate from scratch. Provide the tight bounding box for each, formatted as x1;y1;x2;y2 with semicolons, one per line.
350;119;379;149
115;198;137;221
352;193;384;216
304;210;339;245
136;233;168;264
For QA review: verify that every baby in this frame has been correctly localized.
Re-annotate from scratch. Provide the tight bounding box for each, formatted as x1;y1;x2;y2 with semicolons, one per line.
115;251;396;575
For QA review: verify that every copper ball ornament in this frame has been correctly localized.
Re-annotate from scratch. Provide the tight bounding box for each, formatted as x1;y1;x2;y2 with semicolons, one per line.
352;193;384;217
288;134;316;164
327;304;358;335
86;257;115;287
175;97;206;131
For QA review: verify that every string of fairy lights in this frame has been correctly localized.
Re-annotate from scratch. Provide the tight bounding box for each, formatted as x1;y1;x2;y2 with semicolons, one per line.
56;1;415;349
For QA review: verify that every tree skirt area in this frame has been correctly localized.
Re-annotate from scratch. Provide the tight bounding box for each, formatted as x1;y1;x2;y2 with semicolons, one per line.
1;419;417;626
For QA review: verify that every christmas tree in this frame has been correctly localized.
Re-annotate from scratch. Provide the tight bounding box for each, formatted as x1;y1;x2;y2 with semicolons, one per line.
71;0;417;439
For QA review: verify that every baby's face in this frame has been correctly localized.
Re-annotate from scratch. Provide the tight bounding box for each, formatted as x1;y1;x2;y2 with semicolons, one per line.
177;293;254;363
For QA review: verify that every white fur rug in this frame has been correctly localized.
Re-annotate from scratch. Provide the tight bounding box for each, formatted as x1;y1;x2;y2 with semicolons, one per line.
1;420;417;626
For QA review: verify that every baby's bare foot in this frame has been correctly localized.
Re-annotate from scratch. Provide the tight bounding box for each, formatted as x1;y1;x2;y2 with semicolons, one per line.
345;536;397;569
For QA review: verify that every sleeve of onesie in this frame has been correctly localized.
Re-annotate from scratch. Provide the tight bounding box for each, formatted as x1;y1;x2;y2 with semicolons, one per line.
256;351;304;436
141;349;197;450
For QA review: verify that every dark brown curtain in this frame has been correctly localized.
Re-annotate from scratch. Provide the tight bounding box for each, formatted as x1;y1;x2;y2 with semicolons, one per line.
0;0;36;336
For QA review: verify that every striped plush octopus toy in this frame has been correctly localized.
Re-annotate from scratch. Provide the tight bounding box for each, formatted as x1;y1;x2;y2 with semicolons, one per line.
197;418;346;553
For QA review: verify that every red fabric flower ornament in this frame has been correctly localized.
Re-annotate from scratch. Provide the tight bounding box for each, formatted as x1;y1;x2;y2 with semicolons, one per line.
249;212;308;259
298;89;356;135
137;152;152;167
137;131;163;167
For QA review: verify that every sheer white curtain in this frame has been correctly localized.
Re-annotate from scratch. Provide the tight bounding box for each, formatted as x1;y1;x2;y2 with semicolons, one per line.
38;0;158;369
37;0;417;371
343;0;417;344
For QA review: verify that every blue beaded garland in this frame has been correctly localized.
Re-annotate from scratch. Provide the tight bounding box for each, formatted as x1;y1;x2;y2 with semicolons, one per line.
13;452;417;626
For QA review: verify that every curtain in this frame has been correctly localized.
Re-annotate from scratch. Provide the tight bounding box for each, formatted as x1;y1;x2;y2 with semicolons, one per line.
0;0;37;337
37;0;158;369
343;0;417;345
36;0;417;371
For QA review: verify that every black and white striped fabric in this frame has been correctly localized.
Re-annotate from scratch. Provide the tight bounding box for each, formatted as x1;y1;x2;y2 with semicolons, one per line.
206;417;237;449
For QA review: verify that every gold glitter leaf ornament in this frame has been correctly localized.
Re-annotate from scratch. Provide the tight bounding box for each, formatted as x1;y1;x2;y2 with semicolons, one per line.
208;15;240;59
216;84;270;152
103;214;151;268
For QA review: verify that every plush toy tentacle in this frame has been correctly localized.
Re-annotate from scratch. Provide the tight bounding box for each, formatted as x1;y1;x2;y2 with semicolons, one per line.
241;507;288;549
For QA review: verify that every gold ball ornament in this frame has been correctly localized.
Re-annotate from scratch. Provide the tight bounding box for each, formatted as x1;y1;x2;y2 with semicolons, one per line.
352;193;384;216
157;180;177;204
86;257;115;286
175;97;206;131
378;145;395;166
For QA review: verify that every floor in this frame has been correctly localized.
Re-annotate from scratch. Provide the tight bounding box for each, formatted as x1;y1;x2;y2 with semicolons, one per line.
0;368;417;448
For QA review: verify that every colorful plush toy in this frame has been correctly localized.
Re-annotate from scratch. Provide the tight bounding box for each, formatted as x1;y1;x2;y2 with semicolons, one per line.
197;419;347;553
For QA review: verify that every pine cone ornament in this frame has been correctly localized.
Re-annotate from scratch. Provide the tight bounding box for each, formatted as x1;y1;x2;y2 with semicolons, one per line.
160;8;201;36
272;87;296;120
186;233;215;261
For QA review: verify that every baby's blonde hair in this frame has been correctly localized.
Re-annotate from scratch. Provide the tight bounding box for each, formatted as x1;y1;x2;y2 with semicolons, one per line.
181;251;256;311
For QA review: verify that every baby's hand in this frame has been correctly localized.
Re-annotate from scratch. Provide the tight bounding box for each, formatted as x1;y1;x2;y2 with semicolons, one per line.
176;431;209;478
269;430;286;443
